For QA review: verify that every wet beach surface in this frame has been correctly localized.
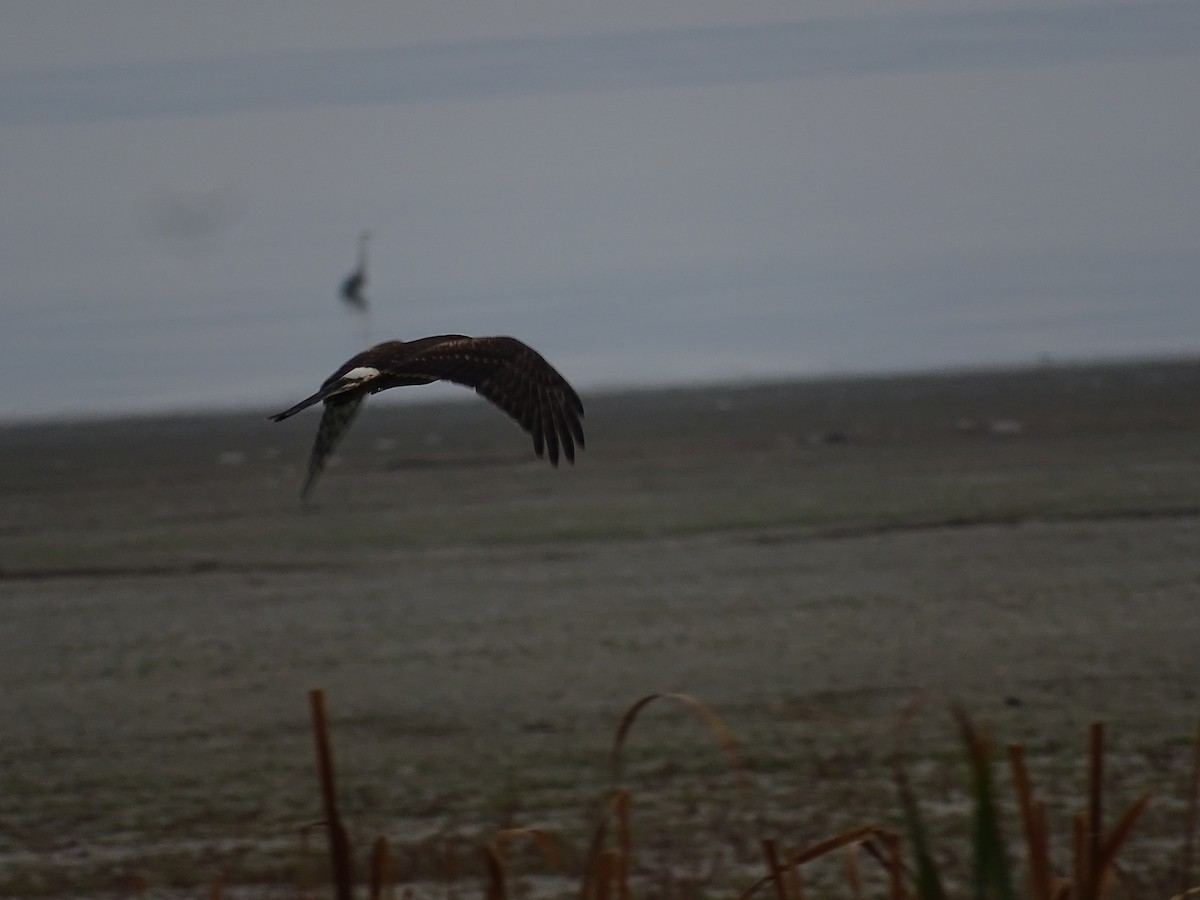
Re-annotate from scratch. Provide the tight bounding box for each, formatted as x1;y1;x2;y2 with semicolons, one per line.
3;360;1200;896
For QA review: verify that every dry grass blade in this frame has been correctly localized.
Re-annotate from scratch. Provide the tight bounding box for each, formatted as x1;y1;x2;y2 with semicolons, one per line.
592;850;619;900
483;843;506;900
844;840;863;900
308;688;353;900
579;800;611;900
737;826;879;900
874;830;912;900
1073;811;1089;896
1012;744;1051;900
580;790;628;900
369;836;392;900
1086;722;1105;899
1031;805;1052;892
786;847;805;900
1008;745;1052;900
1095;789;1153;892
611;692;749;786
788;826;881;869
761;838;789;900
614;788;632;900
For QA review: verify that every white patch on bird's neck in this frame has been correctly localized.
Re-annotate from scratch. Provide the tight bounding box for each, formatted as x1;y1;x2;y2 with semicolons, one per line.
342;366;380;382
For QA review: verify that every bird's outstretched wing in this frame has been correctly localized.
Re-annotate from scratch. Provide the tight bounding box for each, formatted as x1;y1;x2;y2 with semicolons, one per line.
299;396;365;501
386;335;585;466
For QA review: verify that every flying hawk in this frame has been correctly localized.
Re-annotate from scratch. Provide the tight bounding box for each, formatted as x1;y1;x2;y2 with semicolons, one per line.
270;335;584;499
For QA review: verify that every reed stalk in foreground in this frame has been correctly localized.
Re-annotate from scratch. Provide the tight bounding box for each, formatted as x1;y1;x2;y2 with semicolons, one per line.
288;691;1190;900
309;688;354;900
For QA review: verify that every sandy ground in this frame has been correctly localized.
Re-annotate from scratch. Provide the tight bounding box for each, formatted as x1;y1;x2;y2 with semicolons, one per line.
2;360;1200;896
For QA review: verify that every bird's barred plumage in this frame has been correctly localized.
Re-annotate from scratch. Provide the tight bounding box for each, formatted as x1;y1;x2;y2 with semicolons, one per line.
270;335;584;500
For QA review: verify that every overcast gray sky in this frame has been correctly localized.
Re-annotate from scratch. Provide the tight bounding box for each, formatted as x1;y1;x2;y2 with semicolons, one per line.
2;1;1198;420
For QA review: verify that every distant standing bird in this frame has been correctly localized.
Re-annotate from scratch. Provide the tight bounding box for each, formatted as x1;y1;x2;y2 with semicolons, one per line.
270;336;584;500
339;230;371;312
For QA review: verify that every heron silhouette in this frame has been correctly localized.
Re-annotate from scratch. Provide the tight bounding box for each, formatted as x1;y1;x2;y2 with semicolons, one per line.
270;336;584;500
339;230;371;312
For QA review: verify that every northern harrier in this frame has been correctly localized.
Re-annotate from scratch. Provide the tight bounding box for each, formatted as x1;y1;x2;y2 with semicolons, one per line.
339;231;371;312
270;336;584;499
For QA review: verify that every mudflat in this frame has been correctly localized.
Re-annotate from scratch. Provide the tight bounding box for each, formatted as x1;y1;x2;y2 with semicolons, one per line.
3;360;1199;896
